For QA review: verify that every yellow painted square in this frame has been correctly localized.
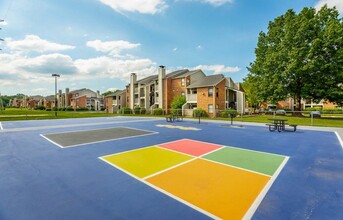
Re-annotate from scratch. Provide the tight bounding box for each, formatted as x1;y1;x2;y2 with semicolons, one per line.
146;158;270;220
101;147;194;178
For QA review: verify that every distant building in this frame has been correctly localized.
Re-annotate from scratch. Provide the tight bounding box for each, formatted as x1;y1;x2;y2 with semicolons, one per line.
69;88;104;111
104;90;127;113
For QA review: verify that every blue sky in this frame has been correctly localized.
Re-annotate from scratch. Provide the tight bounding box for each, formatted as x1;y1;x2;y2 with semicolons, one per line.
0;0;342;96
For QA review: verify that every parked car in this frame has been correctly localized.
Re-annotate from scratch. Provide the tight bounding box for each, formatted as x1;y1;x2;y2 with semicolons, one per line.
310;111;321;118
265;109;274;115
275;109;286;116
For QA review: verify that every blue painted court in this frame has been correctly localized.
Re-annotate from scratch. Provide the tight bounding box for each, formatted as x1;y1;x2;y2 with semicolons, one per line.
0;117;342;219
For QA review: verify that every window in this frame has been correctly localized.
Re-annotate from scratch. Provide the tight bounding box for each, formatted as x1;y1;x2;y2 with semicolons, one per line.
216;88;219;97
208;88;213;97
208;104;213;113
181;78;185;86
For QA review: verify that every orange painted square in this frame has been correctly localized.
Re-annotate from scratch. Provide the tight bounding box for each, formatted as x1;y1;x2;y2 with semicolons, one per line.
158;139;222;156
146;159;270;220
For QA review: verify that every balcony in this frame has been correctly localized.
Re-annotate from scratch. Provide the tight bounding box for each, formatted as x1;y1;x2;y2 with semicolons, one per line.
187;94;197;102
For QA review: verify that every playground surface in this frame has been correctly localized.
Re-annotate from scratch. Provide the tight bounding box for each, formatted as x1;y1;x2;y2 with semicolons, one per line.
0;116;342;220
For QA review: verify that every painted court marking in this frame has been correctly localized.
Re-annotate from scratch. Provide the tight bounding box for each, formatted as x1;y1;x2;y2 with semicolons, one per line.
0;122;3;130
334;131;343;149
99;156;220;220
156;124;201;130
101;139;289;219
0;118;162;133
41;127;157;148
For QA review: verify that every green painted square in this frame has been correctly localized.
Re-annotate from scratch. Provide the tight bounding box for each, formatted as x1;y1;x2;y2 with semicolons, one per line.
102;146;194;178
203;147;286;176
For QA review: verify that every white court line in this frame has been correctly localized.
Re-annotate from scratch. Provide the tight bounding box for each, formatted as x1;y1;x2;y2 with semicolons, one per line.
0;122;3;130
99;157;221;220
243;156;290;220
335;132;343;149
0;118;162;133
40;134;64;148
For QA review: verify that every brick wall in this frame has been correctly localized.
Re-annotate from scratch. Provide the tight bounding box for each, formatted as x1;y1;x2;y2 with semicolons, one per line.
105;96;113;112
164;78;187;111
197;87;215;117
214;79;226;111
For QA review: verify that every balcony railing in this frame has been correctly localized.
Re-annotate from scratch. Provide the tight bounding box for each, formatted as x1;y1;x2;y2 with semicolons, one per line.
187;94;197;102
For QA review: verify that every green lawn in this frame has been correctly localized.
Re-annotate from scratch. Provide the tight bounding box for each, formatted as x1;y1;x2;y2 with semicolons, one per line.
229;114;343;128
1;108;342;128
0;108;115;121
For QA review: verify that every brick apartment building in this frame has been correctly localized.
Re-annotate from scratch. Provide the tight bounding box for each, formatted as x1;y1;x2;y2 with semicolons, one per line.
125;66;245;117
273;97;339;110
104;90;127;113
9;88;104;111
69;88;104;111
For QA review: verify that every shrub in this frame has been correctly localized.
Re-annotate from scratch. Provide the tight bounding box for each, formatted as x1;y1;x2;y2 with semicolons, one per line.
76;107;89;111
153;108;164;115
101;107;106;111
66;107;74;111
220;110;238;118
35;105;46;110
140;107;146;114
305;107;322;112
134;106;141;114
120;107;132;114
193;109;208;117
322;108;343;113
46;108;51;111
52;107;58;111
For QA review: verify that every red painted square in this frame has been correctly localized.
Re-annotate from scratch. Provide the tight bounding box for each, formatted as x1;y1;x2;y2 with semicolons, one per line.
158;139;223;156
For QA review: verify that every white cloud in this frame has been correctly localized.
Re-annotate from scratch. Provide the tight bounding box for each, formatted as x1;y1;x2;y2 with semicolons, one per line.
315;0;343;14
107;87;119;92
5;35;75;53
99;0;167;14
173;47;178;51
74;56;156;81
202;0;233;6
191;64;240;74
18;53;78;75
86;40;140;56
196;45;203;50
0;21;7;26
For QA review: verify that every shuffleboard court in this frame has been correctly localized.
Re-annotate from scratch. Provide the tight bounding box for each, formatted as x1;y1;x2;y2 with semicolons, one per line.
41;127;156;148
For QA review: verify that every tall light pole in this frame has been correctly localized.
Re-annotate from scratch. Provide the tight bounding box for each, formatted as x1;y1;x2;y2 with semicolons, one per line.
52;74;60;117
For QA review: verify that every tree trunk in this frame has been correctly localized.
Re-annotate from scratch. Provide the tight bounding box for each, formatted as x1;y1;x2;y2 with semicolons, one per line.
293;95;303;116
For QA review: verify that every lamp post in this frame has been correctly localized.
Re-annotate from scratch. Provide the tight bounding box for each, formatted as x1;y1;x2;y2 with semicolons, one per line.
52;74;60;117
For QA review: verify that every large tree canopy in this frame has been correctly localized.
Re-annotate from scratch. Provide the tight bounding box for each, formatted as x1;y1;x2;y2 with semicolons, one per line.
246;5;343;110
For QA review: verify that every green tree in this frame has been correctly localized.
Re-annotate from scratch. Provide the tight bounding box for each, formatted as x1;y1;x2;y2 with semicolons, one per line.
246;5;343;111
171;95;186;109
241;79;262;109
102;90;119;96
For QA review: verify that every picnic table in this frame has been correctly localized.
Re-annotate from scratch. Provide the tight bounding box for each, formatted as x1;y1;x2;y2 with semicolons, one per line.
266;118;297;132
166;114;183;122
